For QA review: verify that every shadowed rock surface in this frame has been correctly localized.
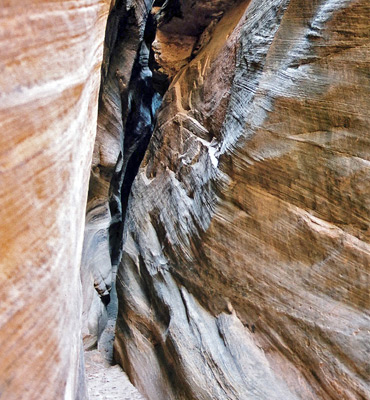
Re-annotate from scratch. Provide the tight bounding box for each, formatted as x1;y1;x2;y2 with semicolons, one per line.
85;281;146;399
80;0;165;350
0;1;112;398
80;0;155;350
114;0;370;399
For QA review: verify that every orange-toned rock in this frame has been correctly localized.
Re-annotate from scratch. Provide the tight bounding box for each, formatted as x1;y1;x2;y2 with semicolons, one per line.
0;1;111;398
1;0;369;399
115;0;370;399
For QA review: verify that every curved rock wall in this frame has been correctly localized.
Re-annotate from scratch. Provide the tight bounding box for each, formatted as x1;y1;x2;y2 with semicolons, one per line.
80;0;157;349
0;1;111;398
81;0;158;348
115;0;370;399
1;0;368;399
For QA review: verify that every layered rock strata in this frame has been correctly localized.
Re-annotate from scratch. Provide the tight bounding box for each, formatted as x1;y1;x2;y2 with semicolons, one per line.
1;0;369;399
115;0;370;399
0;1;112;398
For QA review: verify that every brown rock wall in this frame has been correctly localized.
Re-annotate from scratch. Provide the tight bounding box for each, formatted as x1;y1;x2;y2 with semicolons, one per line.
0;1;111;398
115;0;370;399
80;0;153;349
1;0;368;398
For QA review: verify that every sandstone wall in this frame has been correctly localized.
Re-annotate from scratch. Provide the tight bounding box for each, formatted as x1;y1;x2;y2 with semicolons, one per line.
0;1;112;398
80;0;156;349
1;0;369;399
115;0;370;399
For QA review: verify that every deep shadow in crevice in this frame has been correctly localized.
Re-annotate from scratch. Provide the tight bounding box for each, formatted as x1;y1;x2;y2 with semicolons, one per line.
108;10;169;268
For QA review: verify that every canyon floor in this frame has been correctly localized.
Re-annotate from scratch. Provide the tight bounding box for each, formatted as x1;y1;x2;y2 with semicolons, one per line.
85;282;145;400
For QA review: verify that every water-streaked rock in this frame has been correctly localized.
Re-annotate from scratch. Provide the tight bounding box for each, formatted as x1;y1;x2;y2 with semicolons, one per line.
115;0;370;399
80;0;154;350
0;1;111;398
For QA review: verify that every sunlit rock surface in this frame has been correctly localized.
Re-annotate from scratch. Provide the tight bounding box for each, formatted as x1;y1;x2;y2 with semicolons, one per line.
115;0;370;399
0;1;111;398
1;0;369;399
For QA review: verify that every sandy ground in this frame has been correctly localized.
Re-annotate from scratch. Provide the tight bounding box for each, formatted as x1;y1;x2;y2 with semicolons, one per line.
85;281;145;400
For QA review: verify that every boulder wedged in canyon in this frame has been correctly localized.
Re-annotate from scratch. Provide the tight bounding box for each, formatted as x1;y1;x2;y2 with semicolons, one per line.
115;0;370;399
0;1;111;398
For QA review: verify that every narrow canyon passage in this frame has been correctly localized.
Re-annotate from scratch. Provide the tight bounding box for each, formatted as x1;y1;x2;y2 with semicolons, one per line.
85;278;145;399
82;3;166;397
0;1;368;400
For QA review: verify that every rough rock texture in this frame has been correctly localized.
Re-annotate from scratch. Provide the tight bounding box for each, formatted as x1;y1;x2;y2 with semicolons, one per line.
152;0;239;79
0;1;111;398
115;0;370;399
80;0;159;349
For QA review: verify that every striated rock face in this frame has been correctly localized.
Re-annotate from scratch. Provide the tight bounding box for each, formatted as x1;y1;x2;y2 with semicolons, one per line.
1;0;369;399
0;1;111;398
80;0;162;349
115;0;370;399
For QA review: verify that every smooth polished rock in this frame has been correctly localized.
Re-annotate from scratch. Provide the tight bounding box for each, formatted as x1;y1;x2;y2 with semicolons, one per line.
115;0;370;399
0;1;111;398
80;0;154;350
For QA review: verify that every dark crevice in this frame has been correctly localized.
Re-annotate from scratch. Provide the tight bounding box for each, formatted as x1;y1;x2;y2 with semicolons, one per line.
156;0;183;27
108;9;169;269
100;1;135;85
153;0;166;7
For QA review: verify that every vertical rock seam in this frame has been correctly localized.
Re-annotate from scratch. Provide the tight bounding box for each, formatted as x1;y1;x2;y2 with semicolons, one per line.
80;0;159;351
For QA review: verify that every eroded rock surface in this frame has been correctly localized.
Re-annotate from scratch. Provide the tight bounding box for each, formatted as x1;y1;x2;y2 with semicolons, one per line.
115;0;370;399
1;0;369;399
0;1;112;398
80;0;163;349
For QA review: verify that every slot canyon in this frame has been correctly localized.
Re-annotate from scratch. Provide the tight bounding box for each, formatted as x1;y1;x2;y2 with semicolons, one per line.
0;0;369;399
